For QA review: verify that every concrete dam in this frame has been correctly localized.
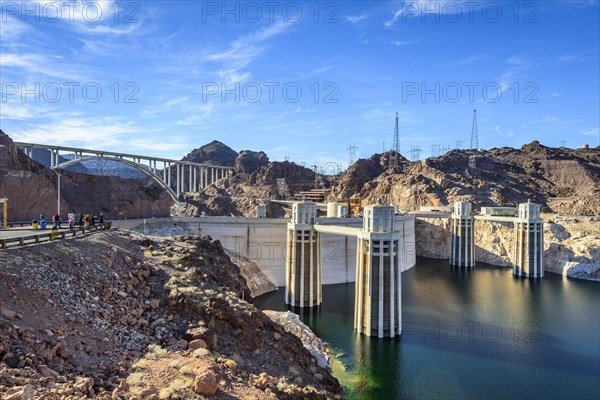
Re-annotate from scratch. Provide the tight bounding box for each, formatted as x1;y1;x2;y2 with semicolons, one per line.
118;209;417;287
119;200;545;338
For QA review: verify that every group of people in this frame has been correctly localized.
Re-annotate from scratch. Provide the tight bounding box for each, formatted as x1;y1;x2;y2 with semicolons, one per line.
37;212;105;230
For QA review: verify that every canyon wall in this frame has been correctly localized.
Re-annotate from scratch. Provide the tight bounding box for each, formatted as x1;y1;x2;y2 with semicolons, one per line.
415;217;600;280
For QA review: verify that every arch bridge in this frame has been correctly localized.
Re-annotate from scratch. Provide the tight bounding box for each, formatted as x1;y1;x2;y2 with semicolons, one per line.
14;142;234;202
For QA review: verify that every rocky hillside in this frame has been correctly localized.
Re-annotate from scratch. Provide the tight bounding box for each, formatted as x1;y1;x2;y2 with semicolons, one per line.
330;141;600;214
174;160;317;217
182;140;237;166
0;130;172;221
176;141;600;217
0;231;342;399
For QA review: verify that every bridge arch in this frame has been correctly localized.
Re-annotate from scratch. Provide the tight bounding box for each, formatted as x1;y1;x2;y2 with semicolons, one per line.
56;156;180;202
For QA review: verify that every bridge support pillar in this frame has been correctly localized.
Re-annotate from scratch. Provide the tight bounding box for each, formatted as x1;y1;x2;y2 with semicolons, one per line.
513;201;544;278
166;163;171;188
355;200;401;338
176;164;181;196
193;166;197;191
285;201;321;308
450;201;475;267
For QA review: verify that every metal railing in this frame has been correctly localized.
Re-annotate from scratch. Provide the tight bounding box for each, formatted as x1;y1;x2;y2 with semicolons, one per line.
0;222;112;249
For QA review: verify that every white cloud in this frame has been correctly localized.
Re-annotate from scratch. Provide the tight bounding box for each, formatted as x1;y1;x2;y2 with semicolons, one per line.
141;96;191;116
495;126;515;138
454;54;486;65
175;103;215;126
0;53;94;81
346;14;367;24
31;0;117;23
558;50;593;63
496;55;536;93
295;107;314;113
0;16;31;42
8;116;140;148
581;127;599;137
390;38;424;46
205;21;291;84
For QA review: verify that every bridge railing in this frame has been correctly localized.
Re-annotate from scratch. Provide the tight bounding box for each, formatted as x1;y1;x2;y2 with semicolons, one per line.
0;222;112;249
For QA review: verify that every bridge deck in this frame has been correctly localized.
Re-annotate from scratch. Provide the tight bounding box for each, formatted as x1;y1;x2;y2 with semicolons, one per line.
14;142;233;170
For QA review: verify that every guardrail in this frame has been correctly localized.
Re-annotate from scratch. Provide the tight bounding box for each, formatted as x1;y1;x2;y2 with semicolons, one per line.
6;221;36;228
0;222;112;249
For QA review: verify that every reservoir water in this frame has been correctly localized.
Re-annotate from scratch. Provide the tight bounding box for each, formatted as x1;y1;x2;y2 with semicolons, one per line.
254;257;600;399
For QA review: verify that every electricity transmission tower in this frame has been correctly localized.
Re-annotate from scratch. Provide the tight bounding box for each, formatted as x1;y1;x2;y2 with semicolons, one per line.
347;143;357;167
470;109;479;150
389;113;400;169
410;146;422;161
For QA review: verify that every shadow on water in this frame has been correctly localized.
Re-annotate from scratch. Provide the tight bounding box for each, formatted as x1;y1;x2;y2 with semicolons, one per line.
255;257;600;400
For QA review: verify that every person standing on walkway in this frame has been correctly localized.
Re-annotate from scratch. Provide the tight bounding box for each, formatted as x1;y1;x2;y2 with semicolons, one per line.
99;213;104;224
78;213;84;228
52;214;60;229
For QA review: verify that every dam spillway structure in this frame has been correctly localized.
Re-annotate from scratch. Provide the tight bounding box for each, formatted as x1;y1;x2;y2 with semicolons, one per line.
285;201;321;307
513;201;544;278
450;201;475;267
355;200;402;338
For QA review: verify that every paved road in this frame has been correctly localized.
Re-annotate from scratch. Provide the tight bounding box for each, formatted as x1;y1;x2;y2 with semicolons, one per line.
0;227;47;240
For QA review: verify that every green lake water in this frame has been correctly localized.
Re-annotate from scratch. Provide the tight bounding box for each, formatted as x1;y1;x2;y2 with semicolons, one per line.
254;257;600;399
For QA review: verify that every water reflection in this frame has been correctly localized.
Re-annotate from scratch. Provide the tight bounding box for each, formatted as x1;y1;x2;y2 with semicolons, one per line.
254;257;600;400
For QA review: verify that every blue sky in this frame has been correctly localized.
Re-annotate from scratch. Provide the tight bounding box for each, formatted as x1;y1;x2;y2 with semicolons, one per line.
1;0;599;169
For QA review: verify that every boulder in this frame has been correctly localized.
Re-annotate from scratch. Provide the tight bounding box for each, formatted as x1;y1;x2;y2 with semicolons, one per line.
188;339;208;350
193;370;218;395
4;384;34;400
1;308;17;319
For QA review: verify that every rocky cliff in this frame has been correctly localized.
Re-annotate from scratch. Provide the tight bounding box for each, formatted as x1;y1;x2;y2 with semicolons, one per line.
331;142;600;214
415;216;600;280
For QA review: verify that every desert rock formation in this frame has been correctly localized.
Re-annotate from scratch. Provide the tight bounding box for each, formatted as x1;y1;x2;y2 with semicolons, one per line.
0;231;342;399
